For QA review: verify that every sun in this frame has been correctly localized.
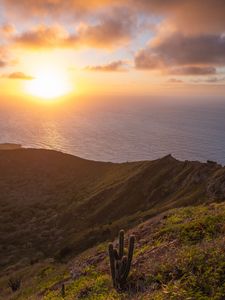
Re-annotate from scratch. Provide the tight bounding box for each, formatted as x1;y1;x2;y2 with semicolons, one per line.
25;67;71;100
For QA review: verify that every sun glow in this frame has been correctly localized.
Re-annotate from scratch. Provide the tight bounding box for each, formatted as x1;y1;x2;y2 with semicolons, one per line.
25;67;71;100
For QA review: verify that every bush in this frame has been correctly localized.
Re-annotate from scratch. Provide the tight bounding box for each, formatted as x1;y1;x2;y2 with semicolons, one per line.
8;277;21;292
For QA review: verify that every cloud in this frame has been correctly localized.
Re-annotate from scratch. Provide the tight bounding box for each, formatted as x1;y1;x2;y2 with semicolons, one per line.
0;23;15;37
205;77;225;83
190;76;225;84
68;10;135;49
2;0;113;18
5;72;34;80
3;0;225;36
170;66;217;76
13;10;135;50
167;78;183;83
85;60;127;71
135;52;162;70
2;0;225;82
135;33;225;74
0;46;11;68
129;0;225;35
0;60;7;68
2;1;225;41
198;76;225;83
13;25;68;49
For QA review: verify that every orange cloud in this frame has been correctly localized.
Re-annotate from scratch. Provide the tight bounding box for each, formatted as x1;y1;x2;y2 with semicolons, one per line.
13;25;67;49
3;0;225;35
3;0;225;54
0;46;11;68
2;0;120;19
85;60;127;72
129;0;225;35
13;11;134;50
167;78;183;83
170;66;216;76
0;60;7;68
2;0;225;81
6;72;34;80
0;23;15;36
68;11;134;49
191;76;225;84
135;33;225;74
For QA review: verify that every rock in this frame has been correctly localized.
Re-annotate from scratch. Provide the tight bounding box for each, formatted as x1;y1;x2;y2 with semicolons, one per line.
207;172;225;199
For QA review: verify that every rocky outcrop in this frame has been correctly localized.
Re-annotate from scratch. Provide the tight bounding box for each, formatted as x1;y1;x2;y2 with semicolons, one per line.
207;169;225;199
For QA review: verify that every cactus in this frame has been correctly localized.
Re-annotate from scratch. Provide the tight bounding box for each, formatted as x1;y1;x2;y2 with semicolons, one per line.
108;230;135;289
61;283;65;297
8;278;21;292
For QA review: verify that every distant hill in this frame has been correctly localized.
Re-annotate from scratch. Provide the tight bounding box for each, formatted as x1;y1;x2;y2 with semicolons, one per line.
0;149;224;269
0;149;224;299
0;143;22;150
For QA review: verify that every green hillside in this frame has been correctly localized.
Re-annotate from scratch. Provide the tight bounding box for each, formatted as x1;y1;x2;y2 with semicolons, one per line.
0;149;224;299
1;202;225;299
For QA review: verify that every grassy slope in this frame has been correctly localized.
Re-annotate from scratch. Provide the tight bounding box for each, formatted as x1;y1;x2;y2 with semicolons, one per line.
0;149;225;299
0;149;225;268
1;202;225;299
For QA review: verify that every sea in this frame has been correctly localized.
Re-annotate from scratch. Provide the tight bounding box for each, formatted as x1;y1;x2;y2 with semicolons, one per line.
1;96;225;165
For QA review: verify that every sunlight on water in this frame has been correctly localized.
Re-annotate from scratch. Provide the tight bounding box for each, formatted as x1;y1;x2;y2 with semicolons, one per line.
0;97;225;164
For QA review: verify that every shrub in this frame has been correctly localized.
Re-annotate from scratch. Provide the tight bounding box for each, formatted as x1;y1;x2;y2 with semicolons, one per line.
8;277;21;292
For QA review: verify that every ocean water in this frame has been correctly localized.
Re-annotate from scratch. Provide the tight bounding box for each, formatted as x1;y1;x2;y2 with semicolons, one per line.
1;97;225;164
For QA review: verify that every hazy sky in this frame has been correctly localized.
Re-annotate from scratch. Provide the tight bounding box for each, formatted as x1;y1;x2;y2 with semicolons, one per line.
0;0;225;100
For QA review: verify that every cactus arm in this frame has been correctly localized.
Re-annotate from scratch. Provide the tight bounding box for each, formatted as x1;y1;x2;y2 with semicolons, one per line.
108;243;116;287
120;256;128;278
113;248;119;260
115;260;120;287
61;284;65;297
121;235;135;282
119;230;124;259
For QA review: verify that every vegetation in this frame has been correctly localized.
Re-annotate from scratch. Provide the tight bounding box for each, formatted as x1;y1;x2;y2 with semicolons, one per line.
108;230;135;289
8;278;21;292
0;202;224;299
0;149;224;273
0;149;225;299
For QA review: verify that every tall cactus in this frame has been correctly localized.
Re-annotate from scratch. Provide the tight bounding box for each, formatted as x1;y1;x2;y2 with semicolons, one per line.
61;283;65;298
108;230;135;289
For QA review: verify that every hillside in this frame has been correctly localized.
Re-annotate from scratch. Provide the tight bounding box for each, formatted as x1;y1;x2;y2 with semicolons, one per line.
1;202;225;299
0;149;225;299
0;143;22;150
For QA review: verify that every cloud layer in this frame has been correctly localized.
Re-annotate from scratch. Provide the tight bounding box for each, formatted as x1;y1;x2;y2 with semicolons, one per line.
0;60;7;68
129;0;225;34
0;46;11;68
135;33;225;75
2;0;113;18
85;60;127;72
13;9;135;50
1;0;225;80
7;72;34;80
3;0;225;34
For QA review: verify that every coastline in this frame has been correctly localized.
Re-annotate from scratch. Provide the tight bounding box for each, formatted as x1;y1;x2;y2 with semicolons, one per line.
0;143;22;150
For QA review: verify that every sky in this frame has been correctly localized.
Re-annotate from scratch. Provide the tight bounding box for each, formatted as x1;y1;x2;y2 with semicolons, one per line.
0;0;225;101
